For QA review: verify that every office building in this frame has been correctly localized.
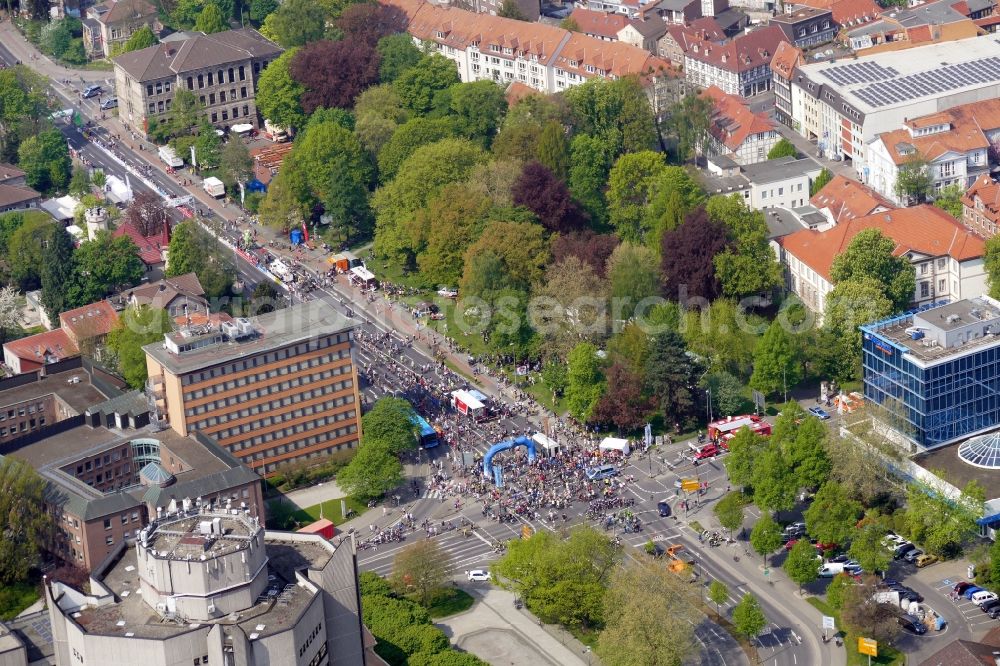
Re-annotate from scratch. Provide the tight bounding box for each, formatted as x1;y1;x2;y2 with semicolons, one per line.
143;302;361;475
45;510;366;666
112;29;282;139
787;35;1000;168
861;295;1000;449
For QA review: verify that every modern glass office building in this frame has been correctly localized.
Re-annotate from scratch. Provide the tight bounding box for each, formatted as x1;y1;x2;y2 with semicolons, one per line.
861;296;1000;449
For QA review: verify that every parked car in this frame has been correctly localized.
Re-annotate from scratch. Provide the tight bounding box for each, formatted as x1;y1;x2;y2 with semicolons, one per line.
829;554;851;564
100;97;118;110
972;590;998;606
808;406;831;420
955;581;975;595
694;443;722;460
964;586;984;600
915;554;938;568
894;543;917;560
897;614;927;635
981;599;1000;618
903;548;924;563
882;533;907;550
82;85;103;98
467;569;491;582
657;501;671;517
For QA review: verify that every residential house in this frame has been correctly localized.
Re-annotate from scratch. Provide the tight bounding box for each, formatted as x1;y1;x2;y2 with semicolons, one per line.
122;272;208;318
918;637;1000;666
866;98;1000;205
637;0;701;24
844;0;983;53
82;0;159;59
789;0;879;28
618;18;668;51
658;20;725;66
683;24;788;97
778;205;986;315
59;300;120;351
567;8;633;40
112;216;171;274
389;0;678;95
3;329;79;375
583;0;643;18
770;7;837;47
743;156;823;209
770;40;803;127
809;173;894;225
702;85;780;164
0;163;27;187
962;174;1000;237
454;0;541;19
0;184;41;213
112;29;283;139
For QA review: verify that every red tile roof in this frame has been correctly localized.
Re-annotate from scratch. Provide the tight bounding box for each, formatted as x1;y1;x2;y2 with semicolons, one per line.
809;174;894;223
779;205;985;281
962;174;1000;226
568;8;632;40
874;98;1000;165
505;81;540;105
701;85;776;151
769;40;803;79
59;300;119;341
795;0;880;24
112;218;169;267
684;24;787;73
4;329;78;369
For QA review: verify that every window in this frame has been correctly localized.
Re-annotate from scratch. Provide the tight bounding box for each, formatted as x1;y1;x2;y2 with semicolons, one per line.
920;281;929;298
209;93;216;105
239;65;246;80
240;86;247;98
219;91;226;103
921;262;928;275
232;106;239;118
187;76;194;89
105;536;113;545
242;105;249;117
938;278;946;293
198;74;204;88
103;518;112;530
146;84;153;96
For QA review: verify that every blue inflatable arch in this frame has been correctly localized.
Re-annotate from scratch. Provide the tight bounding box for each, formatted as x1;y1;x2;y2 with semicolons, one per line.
483;435;536;483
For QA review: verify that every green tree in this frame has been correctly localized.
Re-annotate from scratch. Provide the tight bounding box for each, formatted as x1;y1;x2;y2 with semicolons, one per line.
803;481;863;544
708;580;729;616
823;277;895;375
194;2;228;32
39;225;75;317
986;236;1000;300
107;306;173;388
606;242;660;322
166;220;235;299
714;491;747;537
121;25;157;52
767;138;798;160
894;153;932;204
750;320;801;398
723;428;767;489
810;168;833;196
565;77;656;157
390;540;452;606
707;194;782;298
416;184;491;287
68;165;90;196
536;121;569;179
336;442;404;500
7;215;58;289
541;358;568;402
751;445;797;513
249;0;279;23
785;539;819;594
362;397;419;456
264;0;326;47
644;167;705;243
377;33;422;83
786;417;831;490
219;136;253;190
645;330;701;430
172;0;206;28
568;133;613;223
826;573;852;610
258;162;311;231
67;231;145;304
668;94;712;163
988;537;1000;589
598;560;697;666
750;514;783;567
606;150;667;242
459;218;549;295
378;117;456;181
732;593;767;641
17;128;71;194
560;16;581;30
848;521;892;575
705;371;747;416
0;457;53;585
394;55;461;115
497;0;528;19
565;342;605;421
905;480;984;557
830;228;915;310
933;183;964;219
450;80;507;148
168;88;202;137
256;49;306;131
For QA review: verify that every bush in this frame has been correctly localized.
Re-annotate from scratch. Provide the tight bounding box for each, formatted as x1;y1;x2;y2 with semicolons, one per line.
244;191;264;214
271;449;354;492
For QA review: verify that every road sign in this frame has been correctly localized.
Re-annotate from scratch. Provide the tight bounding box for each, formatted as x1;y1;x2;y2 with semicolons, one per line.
752;389;765;410
681;479;701;492
858;637;877;657
521;525;534;540
822;616;836;630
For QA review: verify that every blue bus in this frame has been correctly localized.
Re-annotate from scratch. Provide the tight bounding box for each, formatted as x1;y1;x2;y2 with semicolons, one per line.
410;412;440;449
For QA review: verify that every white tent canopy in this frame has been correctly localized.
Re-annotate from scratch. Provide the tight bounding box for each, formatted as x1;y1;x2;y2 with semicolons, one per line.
532;432;560;456
599;437;630;455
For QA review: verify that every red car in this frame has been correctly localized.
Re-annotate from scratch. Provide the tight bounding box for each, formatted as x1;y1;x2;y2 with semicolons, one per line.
694;444;721;460
785;539;839;553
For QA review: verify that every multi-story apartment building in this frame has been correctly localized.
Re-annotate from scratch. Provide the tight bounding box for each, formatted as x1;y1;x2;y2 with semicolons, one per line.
82;0;159;59
683;24;787;97
861;296;1000;449
658;19;726;67
702;85;780;164
962;174;1000;237
866;98;1000;204
777;205;986;316
451;0;541;20
112;29;282;139
143;302;362;475
387;0;676;95
769;40;803;127
45;510;366;666
770;7;837;48
787;35;1000;170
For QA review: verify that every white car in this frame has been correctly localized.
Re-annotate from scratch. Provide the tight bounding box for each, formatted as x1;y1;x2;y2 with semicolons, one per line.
467;569;491;582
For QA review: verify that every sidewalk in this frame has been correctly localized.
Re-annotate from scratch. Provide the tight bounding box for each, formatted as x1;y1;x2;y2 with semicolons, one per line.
266;479;347;512
0;21;108;85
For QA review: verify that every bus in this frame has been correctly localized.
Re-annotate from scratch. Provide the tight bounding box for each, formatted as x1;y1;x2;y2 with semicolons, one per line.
410;412;440;449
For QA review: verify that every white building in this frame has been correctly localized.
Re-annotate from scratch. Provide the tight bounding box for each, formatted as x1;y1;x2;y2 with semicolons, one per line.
866;98;1000;204
787;35;1000;177
702;85;781;164
777;204;987;315
683;24;787;97
743;156;823;209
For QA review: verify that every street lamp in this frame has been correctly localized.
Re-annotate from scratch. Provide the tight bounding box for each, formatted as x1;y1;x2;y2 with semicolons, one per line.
706;388;714;423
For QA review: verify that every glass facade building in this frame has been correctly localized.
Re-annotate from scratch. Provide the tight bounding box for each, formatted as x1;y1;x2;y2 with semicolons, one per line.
862;297;1000;448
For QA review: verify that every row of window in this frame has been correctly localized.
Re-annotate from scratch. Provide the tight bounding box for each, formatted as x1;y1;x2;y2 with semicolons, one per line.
240;426;358;465
220;406;357;445
299;622;323;658
184;353;349;404
180;336;349;386
0;402;45;420
0;417;44;437
226;407;357;449
224;401;357;448
146;80;172;97
187;66;247;90
186;365;353;420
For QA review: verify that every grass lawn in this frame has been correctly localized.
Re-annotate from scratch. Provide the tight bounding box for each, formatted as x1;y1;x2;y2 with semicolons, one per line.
689;520;706;534
0;580;38;621
806;598;904;666
425;588;475;619
266;495;369;531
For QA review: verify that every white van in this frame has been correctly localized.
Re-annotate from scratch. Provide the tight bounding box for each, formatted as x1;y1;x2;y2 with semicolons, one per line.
586;465;618;481
972;590;998;606
818;562;846;577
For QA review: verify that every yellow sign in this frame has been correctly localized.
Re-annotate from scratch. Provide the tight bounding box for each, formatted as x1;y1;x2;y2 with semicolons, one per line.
681;480;701;493
857;637;877;657
521;525;534;540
